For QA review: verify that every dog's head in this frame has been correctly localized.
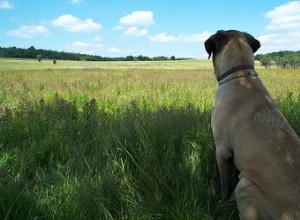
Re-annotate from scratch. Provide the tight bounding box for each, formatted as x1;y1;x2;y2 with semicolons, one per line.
204;30;260;77
204;30;260;60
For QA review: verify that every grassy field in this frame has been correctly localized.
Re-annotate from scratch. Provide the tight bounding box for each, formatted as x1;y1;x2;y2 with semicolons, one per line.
0;58;299;219
0;58;213;70
0;57;273;70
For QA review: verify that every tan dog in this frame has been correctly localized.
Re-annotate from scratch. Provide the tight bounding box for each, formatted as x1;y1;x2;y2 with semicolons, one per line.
204;30;300;219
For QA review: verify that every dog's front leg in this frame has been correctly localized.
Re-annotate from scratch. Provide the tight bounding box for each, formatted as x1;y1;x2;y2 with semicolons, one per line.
216;147;234;199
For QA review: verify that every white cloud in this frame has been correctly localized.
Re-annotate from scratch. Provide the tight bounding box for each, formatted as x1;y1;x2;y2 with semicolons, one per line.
257;34;278;44
107;47;121;54
124;26;148;37
112;25;125;31
259;1;300;53
69;0;84;4
0;0;13;9
71;41;89;48
258;32;300;53
148;31;212;43
179;31;212;42
67;40;102;54
117;11;154;38
93;36;101;42
7;25;50;38
266;1;300;30
148;33;178;43
52;14;102;32
119;11;154;26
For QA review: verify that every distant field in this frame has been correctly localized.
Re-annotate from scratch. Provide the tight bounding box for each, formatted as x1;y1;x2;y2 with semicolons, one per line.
0;58;299;219
0;58;299;108
0;57;271;70
0;58;213;70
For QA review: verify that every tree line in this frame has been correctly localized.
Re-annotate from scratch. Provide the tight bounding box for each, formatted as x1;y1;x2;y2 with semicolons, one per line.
255;51;300;69
0;46;187;62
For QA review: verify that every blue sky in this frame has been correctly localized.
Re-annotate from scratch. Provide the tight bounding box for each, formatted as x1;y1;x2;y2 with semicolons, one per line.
1;0;300;58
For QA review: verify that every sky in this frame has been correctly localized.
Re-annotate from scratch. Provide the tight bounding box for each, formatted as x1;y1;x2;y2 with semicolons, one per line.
1;0;300;58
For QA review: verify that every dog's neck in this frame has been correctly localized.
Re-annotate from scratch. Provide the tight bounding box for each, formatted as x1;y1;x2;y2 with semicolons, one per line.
217;65;257;86
213;39;255;80
217;64;254;81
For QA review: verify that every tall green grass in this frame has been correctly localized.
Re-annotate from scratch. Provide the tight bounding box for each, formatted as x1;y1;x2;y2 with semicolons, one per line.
0;63;299;219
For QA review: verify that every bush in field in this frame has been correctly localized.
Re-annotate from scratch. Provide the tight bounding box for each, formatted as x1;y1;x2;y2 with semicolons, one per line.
37;54;42;62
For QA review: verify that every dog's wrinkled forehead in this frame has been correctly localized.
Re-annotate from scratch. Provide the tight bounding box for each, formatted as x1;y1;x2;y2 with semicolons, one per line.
204;30;260;59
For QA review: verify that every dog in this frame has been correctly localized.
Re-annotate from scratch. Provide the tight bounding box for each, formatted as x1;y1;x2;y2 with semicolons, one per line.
204;30;300;219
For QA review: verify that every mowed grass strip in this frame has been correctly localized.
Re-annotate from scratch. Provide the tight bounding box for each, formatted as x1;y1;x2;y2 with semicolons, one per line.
0;61;299;219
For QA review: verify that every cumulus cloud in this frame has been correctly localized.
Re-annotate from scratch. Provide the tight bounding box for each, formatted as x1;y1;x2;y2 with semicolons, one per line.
119;11;154;26
112;25;125;31
179;31;212;42
52;14;102;32
69;0;84;4
116;11;154;38
0;0;13;9
93;36;101;42
259;1;300;53
7;25;50;38
266;1;300;30
148;31;212;43
124;26;148;37
258;32;300;53
148;33;178;43
67;40;102;54
107;47;121;54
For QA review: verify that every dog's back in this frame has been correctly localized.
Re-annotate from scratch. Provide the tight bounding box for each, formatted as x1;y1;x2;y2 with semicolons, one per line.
229;75;300;218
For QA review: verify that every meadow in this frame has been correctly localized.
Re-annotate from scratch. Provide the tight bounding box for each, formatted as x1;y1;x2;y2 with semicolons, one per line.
0;58;299;219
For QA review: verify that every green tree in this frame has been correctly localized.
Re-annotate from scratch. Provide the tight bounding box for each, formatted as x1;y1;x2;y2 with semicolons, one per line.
276;57;289;68
260;56;272;69
125;55;134;61
294;56;300;68
28;46;37;58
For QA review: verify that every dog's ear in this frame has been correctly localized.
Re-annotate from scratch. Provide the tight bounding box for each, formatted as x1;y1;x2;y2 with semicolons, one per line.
243;32;261;53
204;33;221;59
204;30;224;59
204;36;215;59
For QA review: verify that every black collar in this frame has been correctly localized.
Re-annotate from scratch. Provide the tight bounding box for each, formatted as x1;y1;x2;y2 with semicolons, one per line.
217;64;254;82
